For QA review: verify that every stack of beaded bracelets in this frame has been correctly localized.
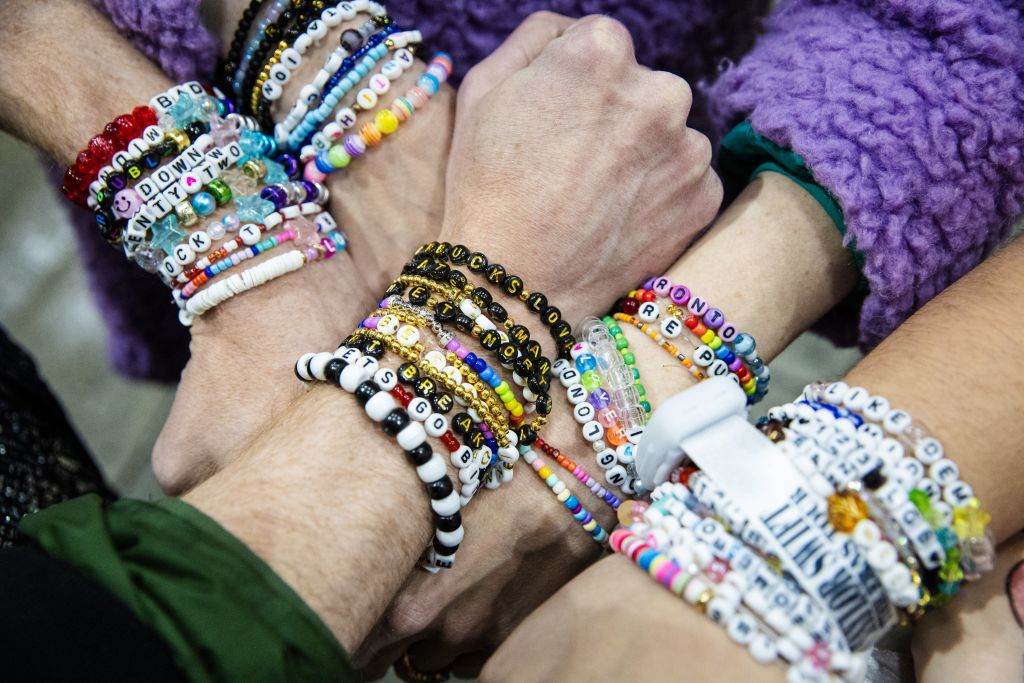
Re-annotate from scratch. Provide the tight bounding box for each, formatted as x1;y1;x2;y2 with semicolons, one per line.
621;378;993;681
295;345;464;570
616;275;769;403
614;484;869;682
301;51;450;180
768;382;995;606
552;334;648;497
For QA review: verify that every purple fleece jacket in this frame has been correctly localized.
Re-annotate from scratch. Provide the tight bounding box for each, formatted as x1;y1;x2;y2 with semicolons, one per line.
705;0;1024;348
83;0;1024;379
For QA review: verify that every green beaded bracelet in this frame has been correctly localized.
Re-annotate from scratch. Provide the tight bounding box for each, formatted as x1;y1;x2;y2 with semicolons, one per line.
602;315;652;415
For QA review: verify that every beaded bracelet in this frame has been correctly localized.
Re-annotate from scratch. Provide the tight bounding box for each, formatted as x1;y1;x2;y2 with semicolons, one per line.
389;270;553;392
535;437;622;512
268;3;389;134
295;348;465;570
240;0;322;114
177;231;344;324
220;0;289;96
378;295;549;421
521;445;609;544
578;316;651;420
414;242;578;358
286;25;406;149
617;293;758;400
303;52;450;181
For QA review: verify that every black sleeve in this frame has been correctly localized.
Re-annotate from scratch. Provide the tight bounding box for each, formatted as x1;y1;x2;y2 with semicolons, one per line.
0;546;186;682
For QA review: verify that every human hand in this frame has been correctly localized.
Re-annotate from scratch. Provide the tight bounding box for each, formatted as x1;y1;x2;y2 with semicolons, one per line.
357;11;721;677
152;59;455;494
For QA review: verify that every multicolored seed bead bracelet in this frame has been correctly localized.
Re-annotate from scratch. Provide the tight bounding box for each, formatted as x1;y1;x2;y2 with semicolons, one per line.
535;437;622;512
521;445;609;544
240;0;325;113
294;349;464;570
303;52;449;180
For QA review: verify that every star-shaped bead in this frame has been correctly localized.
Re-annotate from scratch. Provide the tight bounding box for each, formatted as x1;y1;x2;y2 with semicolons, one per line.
263;158;289;184
208;114;241;147
169;93;200;128
235;194;275;223
238;129;266;164
150;215;186;255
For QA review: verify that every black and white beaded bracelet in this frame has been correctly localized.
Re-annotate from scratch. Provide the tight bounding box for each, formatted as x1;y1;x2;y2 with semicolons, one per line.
296;348;464;570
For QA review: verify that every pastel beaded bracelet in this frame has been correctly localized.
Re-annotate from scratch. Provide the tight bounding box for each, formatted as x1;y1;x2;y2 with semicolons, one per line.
522;445;609;544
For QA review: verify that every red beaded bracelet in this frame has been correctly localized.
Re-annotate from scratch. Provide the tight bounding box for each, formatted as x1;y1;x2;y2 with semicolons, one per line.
61;106;159;207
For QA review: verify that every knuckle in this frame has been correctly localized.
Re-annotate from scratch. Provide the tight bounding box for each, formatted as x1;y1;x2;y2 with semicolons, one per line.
522;10;564;29
562;16;633;64
384;594;438;637
689;128;713;169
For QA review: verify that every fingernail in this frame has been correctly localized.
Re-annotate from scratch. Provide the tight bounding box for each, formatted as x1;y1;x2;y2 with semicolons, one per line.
1005;560;1024;629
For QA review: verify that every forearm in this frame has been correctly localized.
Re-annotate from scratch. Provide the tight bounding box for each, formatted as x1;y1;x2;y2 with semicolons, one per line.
0;0;172;166
183;257;431;652
629;171;858;407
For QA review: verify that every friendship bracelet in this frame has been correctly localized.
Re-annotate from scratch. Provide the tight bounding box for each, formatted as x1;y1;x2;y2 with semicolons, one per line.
610;312;704;391
268;3;389;134
286;25;406;149
178;231;344;324
251;0;355;116
303;52;450;181
240;0;321;114
223;0;290;96
521;445;609;544
535;437;622;512
414;242;578;358
295;349;465;570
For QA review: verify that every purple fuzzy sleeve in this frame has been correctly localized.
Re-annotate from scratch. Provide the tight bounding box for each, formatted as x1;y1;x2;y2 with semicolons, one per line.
705;0;1024;348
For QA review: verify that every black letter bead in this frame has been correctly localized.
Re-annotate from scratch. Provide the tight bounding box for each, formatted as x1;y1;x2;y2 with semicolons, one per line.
398;362;419;384
516;425;537;446
487;302;508;323
466;252;488;272
535;393;553;416
471;286;492;308
434;301;457;321
427;476;454;501
449;244;469;264
354;380;379;405
526;292;547;313
454;314;474;333
381;408;411;436
430;393;454;414
447;269;468;290
484;263;506;285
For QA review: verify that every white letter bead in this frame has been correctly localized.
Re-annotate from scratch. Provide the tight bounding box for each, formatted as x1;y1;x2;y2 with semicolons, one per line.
395;325;420;347
929;458;960;485
308;352;334;381
573;402;596;423
637;301;660;322
458;464;479;484
172;243;196;266
355;88;378;109
426;414;448;438
566;383;588;405
596;449;617;469
322;7;343;25
883;408;912;434
239;224;262;245
660;316;683;338
863;395;890;421
727;614;758;645
842;386;870;410
915;437;944;464
381;60;402;80
335;107;357;128
943;481;974;507
605;464;628;487
581;420;604;442
707;598;736;625
397;421;427;451
431;490;460;517
683;577;709;604
749;635;779;664
161;256;183;277
450;446;473;468
415;453;447;484
280;48;302;69
373;367;397;390
364;390;397;421
369;74;391;95
188;230;212;253
338;347;361;363
406;397;431;421
377;314;400;335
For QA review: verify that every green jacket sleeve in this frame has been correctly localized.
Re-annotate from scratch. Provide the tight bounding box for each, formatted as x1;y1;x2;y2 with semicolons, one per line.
19;494;356;683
